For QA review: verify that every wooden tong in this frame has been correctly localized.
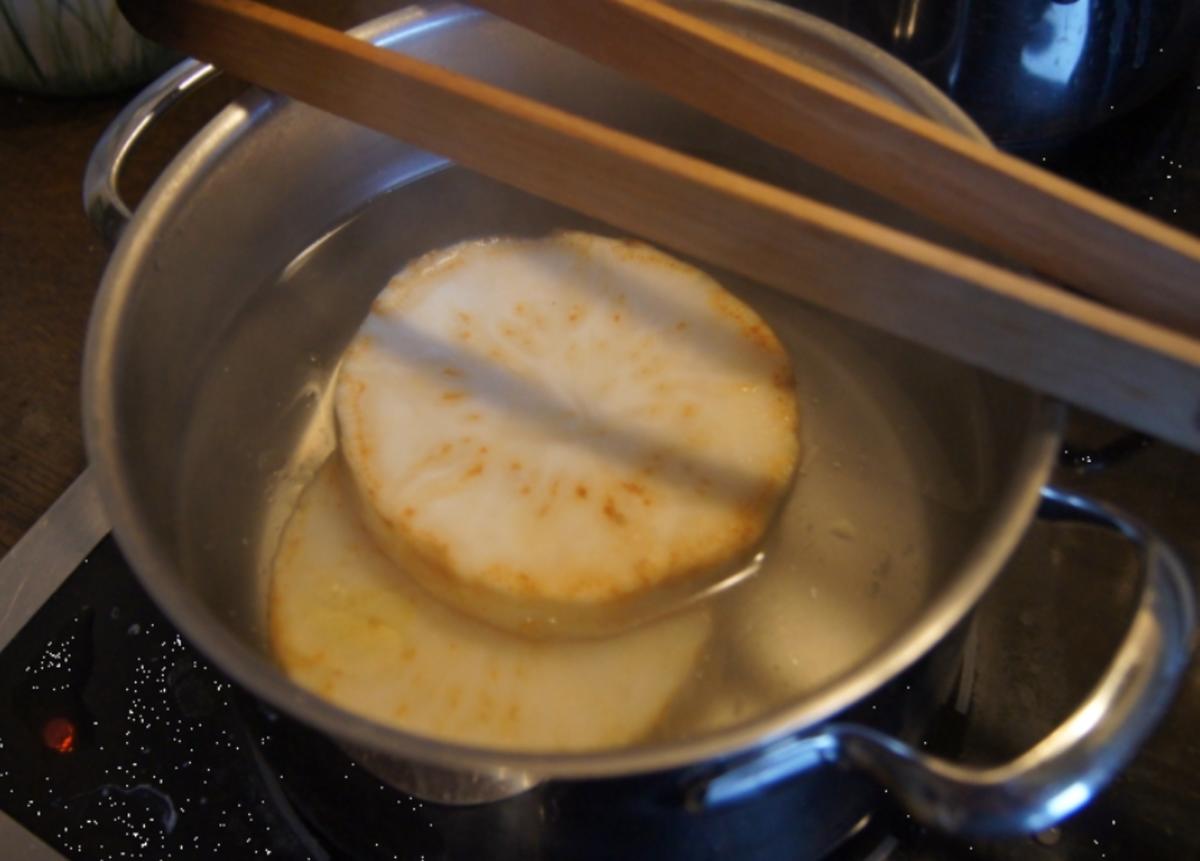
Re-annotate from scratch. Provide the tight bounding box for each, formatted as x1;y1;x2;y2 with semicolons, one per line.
475;0;1200;340
118;0;1200;453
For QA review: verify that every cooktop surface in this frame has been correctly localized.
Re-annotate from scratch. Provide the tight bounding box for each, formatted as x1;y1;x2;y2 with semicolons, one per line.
1;435;1197;861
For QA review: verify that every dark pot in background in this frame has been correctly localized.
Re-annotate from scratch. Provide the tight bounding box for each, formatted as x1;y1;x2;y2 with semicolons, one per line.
784;0;1200;148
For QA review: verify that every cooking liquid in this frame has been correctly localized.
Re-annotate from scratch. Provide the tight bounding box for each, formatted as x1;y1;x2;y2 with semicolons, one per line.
224;171;993;752
258;303;985;748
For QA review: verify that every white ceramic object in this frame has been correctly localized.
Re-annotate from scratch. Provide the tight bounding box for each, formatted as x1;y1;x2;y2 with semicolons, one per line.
0;0;172;95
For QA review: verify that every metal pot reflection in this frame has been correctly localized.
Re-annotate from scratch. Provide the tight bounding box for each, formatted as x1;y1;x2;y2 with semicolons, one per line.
784;0;1200;147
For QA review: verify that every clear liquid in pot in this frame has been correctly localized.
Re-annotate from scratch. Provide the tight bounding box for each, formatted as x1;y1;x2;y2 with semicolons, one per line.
185;169;996;751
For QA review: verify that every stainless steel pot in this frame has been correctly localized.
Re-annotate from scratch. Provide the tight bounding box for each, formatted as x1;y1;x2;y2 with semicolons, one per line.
81;1;1195;853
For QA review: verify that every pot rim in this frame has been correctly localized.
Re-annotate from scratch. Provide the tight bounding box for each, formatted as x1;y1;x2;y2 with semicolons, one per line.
83;0;1067;779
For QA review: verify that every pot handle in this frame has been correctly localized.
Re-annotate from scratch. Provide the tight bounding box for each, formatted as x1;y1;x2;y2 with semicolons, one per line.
691;485;1196;837
83;58;218;246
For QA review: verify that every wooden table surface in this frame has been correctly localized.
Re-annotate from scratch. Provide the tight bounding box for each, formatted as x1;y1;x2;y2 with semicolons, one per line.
0;1;393;554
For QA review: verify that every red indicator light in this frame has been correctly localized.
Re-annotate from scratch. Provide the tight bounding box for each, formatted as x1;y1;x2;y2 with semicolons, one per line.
41;717;77;754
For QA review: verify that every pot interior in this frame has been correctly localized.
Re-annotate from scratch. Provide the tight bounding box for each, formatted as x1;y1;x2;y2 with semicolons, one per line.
87;2;1059;768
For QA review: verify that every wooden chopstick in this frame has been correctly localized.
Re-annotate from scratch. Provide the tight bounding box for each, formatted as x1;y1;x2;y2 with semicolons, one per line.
117;0;1200;454
473;0;1200;340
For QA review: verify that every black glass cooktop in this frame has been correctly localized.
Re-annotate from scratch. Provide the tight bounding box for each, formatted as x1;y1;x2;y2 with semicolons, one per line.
3;7;1200;860
2;458;1197;861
